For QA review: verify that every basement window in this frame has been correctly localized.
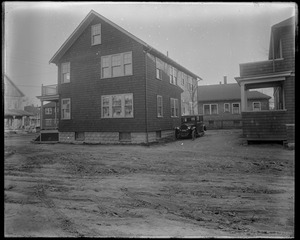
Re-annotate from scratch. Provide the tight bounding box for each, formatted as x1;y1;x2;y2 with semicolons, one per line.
119;132;131;142
75;132;85;141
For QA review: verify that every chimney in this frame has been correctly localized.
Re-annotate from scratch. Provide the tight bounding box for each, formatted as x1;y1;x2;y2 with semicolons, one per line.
223;76;227;84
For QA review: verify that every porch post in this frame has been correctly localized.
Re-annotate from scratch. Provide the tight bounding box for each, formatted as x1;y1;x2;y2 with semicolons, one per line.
40;100;43;130
54;101;57;128
240;82;247;112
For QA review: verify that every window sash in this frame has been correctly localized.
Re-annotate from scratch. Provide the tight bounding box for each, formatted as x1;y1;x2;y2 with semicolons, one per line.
224;103;230;112
171;98;178;117
61;62;70;83
232;103;240;114
253;102;261;111
157;95;163;117
101;52;132;78
102;94;133;118
61;98;71;119
45;108;52;115
91;24;101;45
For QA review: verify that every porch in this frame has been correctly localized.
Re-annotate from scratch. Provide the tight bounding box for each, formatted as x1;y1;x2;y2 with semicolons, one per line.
236;60;293;143
36;84;59;131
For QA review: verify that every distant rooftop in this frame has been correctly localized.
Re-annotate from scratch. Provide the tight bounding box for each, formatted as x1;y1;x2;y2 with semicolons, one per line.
197;83;271;102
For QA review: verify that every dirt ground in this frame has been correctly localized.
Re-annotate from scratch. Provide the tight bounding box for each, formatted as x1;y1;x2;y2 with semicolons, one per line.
4;129;294;237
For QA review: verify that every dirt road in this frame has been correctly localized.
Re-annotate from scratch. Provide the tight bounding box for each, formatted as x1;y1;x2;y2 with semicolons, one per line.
4;130;294;237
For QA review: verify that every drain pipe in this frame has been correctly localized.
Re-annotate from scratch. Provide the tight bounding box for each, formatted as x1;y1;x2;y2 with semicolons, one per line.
144;49;150;144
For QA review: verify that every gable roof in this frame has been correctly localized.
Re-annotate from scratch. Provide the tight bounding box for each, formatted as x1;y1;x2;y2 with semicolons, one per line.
4;74;25;97
197;83;271;102
49;10;201;79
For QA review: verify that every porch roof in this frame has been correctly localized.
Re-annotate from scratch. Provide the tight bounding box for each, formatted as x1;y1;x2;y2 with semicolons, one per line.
5;109;34;117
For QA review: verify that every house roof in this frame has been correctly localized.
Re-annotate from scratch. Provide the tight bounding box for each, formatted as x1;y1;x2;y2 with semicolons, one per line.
197;83;271;102
49;10;201;80
4;74;25;97
5;109;34;117
43;102;56;108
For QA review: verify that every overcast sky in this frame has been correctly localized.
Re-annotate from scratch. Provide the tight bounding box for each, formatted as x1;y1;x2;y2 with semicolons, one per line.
4;2;296;106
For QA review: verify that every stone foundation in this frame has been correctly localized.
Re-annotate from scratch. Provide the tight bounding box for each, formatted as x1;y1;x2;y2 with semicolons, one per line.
58;130;175;144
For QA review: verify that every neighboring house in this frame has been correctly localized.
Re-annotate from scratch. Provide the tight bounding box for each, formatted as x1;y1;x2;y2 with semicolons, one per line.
235;16;295;144
4;75;33;130
37;10;201;143
198;79;271;129
23;105;41;130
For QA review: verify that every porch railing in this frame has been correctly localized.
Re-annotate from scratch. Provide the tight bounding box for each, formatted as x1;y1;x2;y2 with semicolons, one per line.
42;84;58;96
42;119;58;130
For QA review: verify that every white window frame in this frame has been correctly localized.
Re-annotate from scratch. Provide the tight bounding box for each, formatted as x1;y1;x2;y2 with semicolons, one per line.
157;95;163;117
203;104;218;115
101;52;132;79
61;62;70;84
224;103;230;113
252;102;261;111
91;23;101;45
156;58;163;80
45;108;52;115
61;98;71;120
169;66;177;85
101;93;134;118
232;102;241;114
170;98;179;117
182;72;187;86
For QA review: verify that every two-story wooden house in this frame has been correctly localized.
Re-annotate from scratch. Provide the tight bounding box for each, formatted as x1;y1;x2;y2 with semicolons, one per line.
37;10;201;144
235;16;295;144
198;79;271;129
4;74;33;131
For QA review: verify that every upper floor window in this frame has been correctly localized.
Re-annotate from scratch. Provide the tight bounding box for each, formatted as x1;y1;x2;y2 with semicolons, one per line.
188;76;193;91
224;103;230;113
61;98;71;120
91;24;101;45
252;102;261;111
156;58;163;80
169;66;177;85
157;95;163;117
101;93;133;118
274;38;283;59
101;52;132;78
232;103;240;114
61;62;70;84
203;104;218;115
181;72;187;86
45;108;52;115
170;98;179;117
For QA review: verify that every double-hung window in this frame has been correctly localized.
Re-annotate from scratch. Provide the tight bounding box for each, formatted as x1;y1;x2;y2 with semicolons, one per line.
101;93;133;118
45;108;52;115
182;72;187;86
101;52;132;78
252;102;261;111
203;104;218;115
170;98;179;117
224;103;230;113
188;76;193;92
61;98;71;120
61;62;70;83
232;103;240;114
91;23;101;45
157;95;163;117
156;58;163;80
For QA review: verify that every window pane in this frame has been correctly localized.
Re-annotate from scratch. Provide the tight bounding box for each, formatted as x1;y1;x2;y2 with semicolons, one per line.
124;53;132;64
112;66;122;77
125;106;133;117
124;64;132;75
102;57;110;67
102;96;110;106
102;67;110;78
103;107;110;117
93;35;101;45
211;105;218;114
204;105;210;115
112;55;121;66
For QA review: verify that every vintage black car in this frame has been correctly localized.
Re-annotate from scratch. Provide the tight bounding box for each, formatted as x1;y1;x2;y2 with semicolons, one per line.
175;115;206;140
